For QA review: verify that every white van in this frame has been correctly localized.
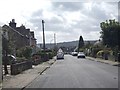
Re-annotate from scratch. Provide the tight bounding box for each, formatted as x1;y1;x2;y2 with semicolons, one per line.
57;48;64;59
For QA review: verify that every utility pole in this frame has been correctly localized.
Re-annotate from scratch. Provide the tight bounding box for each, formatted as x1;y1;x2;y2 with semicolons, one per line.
42;20;45;51
54;33;56;48
42;20;46;61
54;33;57;54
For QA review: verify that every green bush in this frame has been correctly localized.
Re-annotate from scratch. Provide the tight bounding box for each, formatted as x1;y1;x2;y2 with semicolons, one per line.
97;50;104;56
16;57;27;63
48;52;54;59
36;50;54;59
16;46;32;59
91;47;102;57
79;48;84;52
16;49;23;57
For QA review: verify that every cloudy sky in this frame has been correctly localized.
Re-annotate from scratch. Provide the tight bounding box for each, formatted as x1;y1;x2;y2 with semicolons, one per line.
0;0;119;44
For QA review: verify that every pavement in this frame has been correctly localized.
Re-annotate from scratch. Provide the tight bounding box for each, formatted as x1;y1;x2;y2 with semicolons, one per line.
86;56;120;66
1;57;56;89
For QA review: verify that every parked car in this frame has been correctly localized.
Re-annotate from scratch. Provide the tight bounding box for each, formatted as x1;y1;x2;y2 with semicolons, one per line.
57;48;64;59
72;52;78;56
7;54;17;64
77;52;85;58
2;54;17;65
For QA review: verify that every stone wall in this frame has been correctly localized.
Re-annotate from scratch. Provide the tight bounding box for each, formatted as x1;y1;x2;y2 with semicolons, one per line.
11;60;32;75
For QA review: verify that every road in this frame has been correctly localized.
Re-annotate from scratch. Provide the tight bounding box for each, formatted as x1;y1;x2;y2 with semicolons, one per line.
24;55;118;88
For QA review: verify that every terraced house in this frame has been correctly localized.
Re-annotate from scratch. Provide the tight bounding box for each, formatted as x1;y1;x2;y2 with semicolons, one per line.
2;19;37;56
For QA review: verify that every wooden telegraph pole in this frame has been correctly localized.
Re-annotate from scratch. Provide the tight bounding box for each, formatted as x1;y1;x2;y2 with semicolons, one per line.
42;20;46;61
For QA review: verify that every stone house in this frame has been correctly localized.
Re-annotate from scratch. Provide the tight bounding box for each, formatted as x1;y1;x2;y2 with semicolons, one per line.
2;19;37;56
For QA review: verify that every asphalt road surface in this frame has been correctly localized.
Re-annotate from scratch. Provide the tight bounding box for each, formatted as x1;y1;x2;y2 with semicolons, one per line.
25;55;118;88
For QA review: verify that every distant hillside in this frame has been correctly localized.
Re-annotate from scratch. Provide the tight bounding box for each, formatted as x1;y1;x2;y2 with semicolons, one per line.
37;40;97;49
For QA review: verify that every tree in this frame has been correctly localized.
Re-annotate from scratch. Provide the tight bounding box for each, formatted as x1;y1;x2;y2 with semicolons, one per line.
100;19;120;48
78;36;84;52
100;19;120;61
